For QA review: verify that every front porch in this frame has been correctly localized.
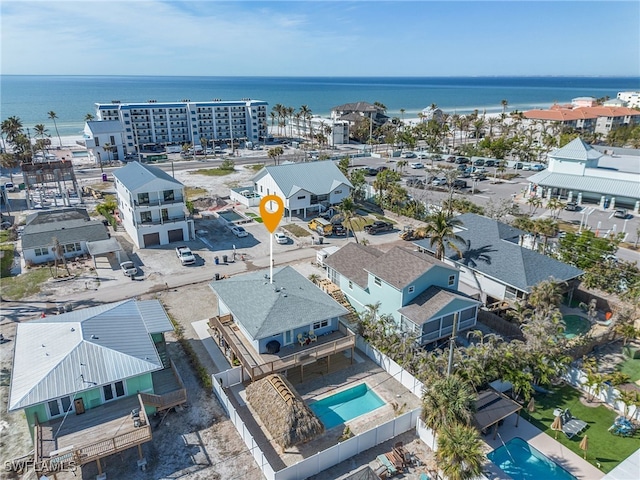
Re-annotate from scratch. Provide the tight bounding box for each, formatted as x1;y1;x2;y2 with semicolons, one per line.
208;313;356;382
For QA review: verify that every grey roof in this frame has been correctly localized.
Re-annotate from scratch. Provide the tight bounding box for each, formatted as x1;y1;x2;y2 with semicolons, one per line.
9;300;173;411
527;170;640;199
86;120;124;135
252;161;352;199
26;208;89;226
366;246;456;290
209;266;349;340
86;238;123;256
549;137;603;162
323;243;384;288
113;161;183;193
398;286;479;325
332;102;378;113
413;213;583;293
21;219;109;249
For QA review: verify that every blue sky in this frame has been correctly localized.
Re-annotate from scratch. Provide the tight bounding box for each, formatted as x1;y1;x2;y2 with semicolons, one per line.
2;1;638;76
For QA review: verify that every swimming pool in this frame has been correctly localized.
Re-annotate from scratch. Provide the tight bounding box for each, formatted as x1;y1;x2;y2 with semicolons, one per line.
71;150;89;157
309;383;385;430
563;315;591;339
488;437;577;480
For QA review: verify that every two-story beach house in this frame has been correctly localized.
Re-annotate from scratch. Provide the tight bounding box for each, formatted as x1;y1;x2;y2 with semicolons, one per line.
7;299;186;475
113;161;192;248
83;120;125;165
208;266;356;382
251;161;352;219
324;244;480;346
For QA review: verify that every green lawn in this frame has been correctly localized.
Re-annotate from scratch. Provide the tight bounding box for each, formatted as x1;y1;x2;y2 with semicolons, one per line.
1;267;52;300
245;212;263;224
616;356;640;382
0;243;14;277
282;224;310;237
521;383;640;473
190;168;235;176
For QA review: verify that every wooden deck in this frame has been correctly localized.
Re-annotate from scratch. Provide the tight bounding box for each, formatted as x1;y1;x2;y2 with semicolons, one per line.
209;314;356;382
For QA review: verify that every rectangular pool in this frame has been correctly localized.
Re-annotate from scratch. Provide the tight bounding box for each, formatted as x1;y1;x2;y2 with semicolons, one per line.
487;437;577;480
309;383;385;430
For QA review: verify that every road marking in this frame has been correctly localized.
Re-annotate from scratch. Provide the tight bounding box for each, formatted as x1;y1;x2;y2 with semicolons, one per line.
474;195;490;199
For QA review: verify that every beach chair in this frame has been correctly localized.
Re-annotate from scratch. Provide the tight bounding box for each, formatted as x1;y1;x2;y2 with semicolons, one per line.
308;330;317;342
297;333;306;346
562;409;588;439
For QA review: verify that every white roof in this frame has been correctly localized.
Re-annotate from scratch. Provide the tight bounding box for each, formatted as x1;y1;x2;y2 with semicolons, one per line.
549;138;602;162
113;161;183;193
528;171;640;199
9;300;173;411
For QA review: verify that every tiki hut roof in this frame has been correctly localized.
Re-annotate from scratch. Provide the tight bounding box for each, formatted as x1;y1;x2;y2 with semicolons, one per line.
246;374;324;449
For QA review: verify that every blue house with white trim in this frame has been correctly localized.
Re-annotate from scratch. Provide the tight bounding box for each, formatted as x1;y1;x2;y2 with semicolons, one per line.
324;244;480;345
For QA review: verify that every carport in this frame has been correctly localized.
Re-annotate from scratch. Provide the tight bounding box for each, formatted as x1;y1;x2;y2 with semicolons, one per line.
86;238;124;268
474;389;523;440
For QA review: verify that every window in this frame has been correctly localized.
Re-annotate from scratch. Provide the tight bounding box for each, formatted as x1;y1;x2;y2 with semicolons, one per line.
95;137;100;147
408;285;415;294
103;381;125;402
348;280;353;290
47;396;72;418
334;190;342;194
313;319;329;330
35;247;48;256
63;243;81;253
137;192;149;205
140;211;152;223
161;209;169;221
163;190;175;202
448;275;456;286
110;136;116;144
374;276;382;286
297;195;306;200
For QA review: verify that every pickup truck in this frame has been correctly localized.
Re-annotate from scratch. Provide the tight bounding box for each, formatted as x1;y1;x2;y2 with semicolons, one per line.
175;246;196;265
364;221;393;235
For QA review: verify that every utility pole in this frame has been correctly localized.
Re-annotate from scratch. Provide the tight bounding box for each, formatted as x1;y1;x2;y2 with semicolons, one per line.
447;312;459;377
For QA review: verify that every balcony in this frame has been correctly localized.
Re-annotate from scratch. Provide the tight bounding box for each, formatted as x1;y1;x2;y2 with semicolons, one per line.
134;196;185;207
139;214;187;226
208;314;356;382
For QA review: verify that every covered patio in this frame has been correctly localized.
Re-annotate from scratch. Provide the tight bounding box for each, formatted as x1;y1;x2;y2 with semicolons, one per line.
474;389;523;439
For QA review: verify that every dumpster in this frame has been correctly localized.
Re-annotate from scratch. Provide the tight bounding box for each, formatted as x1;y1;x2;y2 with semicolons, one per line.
214;273;220;281
222;254;228;263
102;173;108;182
214;256;219;265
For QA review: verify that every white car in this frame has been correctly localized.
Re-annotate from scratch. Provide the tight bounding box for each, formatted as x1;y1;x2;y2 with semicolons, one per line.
230;225;248;237
431;178;447;186
274;232;289;244
409;162;424;169
401;151;417;158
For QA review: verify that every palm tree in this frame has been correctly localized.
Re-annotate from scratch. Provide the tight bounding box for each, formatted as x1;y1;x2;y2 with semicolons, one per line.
84;113;95;122
103;143;114;163
526;196;543;215
299;105;312;140
51;236;70;277
421;375;476;438
33;124;49;154
48;111;62;147
1;116;24;145
415;212;464;260
437;423;484;480
528;279;565;312
339;197;361;244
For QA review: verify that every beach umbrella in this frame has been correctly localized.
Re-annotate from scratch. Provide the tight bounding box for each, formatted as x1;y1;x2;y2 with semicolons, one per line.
580;435;588;459
527;397;536;413
551;415;563;439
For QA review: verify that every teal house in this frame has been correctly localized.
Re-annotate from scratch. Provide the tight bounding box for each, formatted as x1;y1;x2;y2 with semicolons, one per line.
324;244;480;345
8;299;182;437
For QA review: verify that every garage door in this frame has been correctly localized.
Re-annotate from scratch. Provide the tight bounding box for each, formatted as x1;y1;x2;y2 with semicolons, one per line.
168;228;184;243
143;232;160;247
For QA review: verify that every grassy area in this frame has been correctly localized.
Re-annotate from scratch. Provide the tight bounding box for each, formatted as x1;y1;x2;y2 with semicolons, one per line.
0;230;12;242
245;212;263;223
246;164;265;171
282;224;311;237
349;217;375;231
185;186;209;199
1;267;52;300
190;168;235;177
1;243;14;277
616;355;640;382
521;383;640;473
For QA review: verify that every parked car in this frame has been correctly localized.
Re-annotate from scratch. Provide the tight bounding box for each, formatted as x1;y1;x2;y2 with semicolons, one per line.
3;182;15;192
120;261;137;276
456;164;467;172
230;225;249;237
409;162;424;169
531;164;545;171
406;177;425;188
401;151;417;158
484;160;496;167
446;156;456;163
514;162;524;169
473;159;485;166
455;157;470;164
365;167;379;176
332;225;347;236
376;166;388;173
175;246;196;265
614;209;630;219
274;232;289;244
431;177;447;186
565;202;579;211
364;220;393;234
452;179;468;189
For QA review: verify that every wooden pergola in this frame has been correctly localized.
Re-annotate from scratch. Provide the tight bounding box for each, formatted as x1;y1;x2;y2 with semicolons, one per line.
474;389;523;439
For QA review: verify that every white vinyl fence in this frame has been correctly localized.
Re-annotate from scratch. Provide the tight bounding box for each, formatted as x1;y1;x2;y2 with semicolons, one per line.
212;339;427;480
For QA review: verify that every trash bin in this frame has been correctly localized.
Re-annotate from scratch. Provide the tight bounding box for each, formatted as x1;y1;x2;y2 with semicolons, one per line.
214;273;220;281
318;237;324;245
222;254;228;263
102;173;108;182
214;256;219;265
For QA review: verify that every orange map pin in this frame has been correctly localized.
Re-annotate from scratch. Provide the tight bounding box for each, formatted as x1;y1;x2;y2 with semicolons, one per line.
260;195;284;233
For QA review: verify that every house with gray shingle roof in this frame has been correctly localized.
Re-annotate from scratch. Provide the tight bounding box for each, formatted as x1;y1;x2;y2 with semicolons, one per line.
209;266;349;355
413;213;584;304
113;161;191;248
8;299;182;434
20;208;109;265
252;161;352;218
324;243;479;345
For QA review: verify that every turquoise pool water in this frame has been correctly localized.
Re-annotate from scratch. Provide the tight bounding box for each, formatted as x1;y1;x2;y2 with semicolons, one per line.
71;150;89;157
309;384;385;430
488;437;577;480
563;315;591;339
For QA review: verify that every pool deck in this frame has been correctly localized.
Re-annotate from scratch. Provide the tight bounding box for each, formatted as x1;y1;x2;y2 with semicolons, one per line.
482;414;604;480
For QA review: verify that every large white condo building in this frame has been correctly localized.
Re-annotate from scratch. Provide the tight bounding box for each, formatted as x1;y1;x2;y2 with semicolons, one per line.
95;99;269;152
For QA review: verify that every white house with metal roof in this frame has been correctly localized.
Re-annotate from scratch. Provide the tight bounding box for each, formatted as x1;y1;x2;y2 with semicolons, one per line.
113;161;192;247
20;208;110;265
83;120;125;165
527;138;640;212
251;160;352;218
8;299;175;431
413;214;584;304
324;244;480;346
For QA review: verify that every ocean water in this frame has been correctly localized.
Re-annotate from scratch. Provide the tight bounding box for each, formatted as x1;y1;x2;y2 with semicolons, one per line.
1;75;639;137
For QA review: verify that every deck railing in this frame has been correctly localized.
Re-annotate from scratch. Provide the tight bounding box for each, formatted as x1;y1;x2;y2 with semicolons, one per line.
140;360;187;410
